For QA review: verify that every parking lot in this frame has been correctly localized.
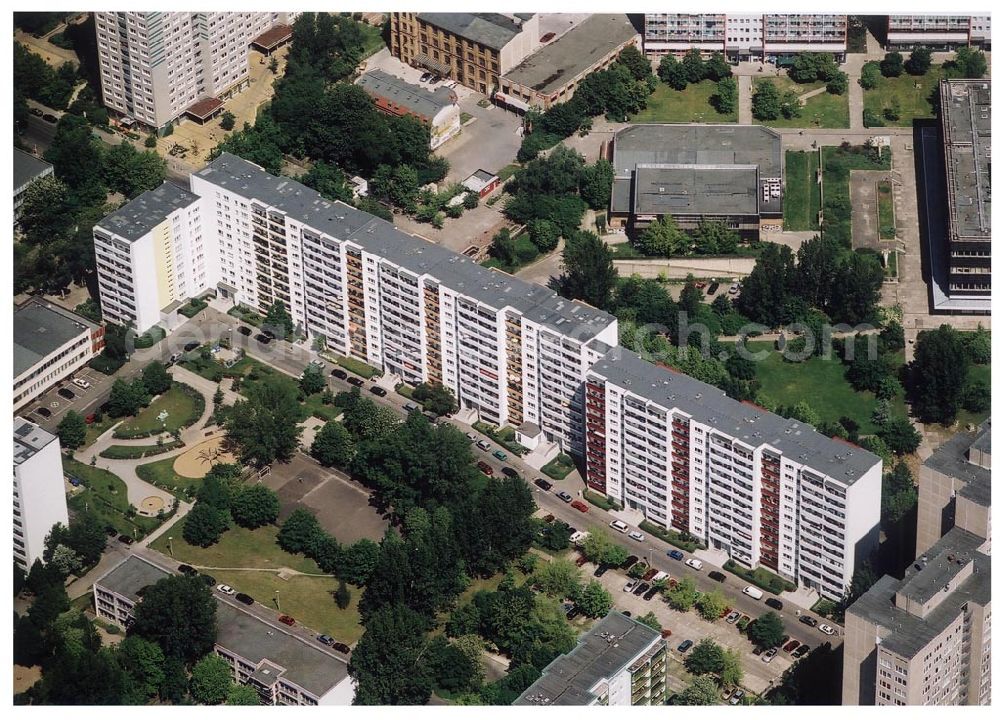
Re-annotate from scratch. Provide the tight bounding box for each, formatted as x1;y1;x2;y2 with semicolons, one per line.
22;366;107;425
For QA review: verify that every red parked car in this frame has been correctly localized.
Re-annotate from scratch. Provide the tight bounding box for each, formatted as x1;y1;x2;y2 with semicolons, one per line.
278;615;295;626
570;500;589;513
477;461;494;476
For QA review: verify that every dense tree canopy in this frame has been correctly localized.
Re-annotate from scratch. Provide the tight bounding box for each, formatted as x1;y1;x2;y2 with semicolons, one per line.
129;575;218;663
350;603;433;705
556;231;618;310
909;325;970;424
224;375;303;466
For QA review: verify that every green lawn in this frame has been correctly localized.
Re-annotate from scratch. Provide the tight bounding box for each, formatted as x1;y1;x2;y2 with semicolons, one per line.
541;453;576;480
335;355;380;379
114;384;204;438
358;20;385;60
136;456;201;502
820;144;893;248
754;76;849;129
151;520;322;573
632;80;737;124
862;66;944;127
83;414;118;448
783;151;822;231
63;458;165;539
877;181;895;239
99;441;184;460
957;363;991;428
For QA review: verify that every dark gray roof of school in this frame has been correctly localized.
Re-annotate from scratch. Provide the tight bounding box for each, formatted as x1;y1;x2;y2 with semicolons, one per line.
196;153;616;343
939;80;991;240
417;13;533;50
13;147;53;191
356;69;456;118
502;15;639;95
13;298;97;379
514;612;661;705
632;164;760;216
95;181;200;242
589;346;881;482
95;556;172;603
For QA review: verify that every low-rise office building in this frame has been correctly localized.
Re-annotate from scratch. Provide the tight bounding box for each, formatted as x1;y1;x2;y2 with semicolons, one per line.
13;147;54;224
497;14;640;111
13;418;68;570
585;347;882;600
356;70;461;149
94;556;355;704
14;298;104;413
843;527;991;705
515;612;668;705
608;124;783;238
887;15;991;49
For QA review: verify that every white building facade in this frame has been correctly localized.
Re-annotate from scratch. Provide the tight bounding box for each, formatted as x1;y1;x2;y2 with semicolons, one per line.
888;15;992;49
13;418;69;571
585;348;882;600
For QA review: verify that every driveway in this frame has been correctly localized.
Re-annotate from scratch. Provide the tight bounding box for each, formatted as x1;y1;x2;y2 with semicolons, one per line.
438;96;524;183
850;170;888;251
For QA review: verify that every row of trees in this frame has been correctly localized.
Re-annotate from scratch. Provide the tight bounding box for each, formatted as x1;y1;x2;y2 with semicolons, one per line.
633;216;742;257
787;52;848;95
182;464;281;547
752;80;802;122
657;49;732;90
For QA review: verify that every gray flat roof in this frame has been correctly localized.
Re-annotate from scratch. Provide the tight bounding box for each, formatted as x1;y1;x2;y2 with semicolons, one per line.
95;181;200;242
14;298;98;379
356;69;456;118
515;612;661;705
215;600;349;698
632;163;760;216
939;80;991;241
590;346;881;483
95;555;172;603
923;423;991;505
848;527;990;659
13;147;53;191
196;153;616;343
417;13;531;51
13;416;58;466
502;15;638;95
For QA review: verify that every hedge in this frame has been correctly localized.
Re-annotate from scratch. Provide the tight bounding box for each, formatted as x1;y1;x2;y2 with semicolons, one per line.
723;559;797;595
99;441;184;460
638;521;703;553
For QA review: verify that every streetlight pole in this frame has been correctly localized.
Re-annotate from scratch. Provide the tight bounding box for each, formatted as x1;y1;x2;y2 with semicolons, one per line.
167;536;173;556
275;589;280;611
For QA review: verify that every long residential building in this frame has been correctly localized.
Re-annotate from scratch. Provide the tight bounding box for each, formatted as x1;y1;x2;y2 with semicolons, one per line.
93;555;354;704
584;347;882;600
95;153;618;455
13;147;54;224
13;418;68;570
94;12;298;130
515;612;668;705
887;15;992;49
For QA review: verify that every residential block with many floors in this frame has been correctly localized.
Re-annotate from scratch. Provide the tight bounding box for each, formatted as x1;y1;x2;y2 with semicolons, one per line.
13;418;68;571
93;555;355;704
584;347;883;600
94;11;298;130
887;15;992;49
514;612;668;705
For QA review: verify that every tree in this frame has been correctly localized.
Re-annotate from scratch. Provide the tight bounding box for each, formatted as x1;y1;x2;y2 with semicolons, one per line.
159;657;190;704
576;580;613;618
830;251;883;324
189;654;233;705
334;579;352;609
102;143;167;199
881;51;904;78
556;231;618;310
910;325;970;424
636;611;661;631
748;611;785;649
532;558;583;598
277;508;324;555
341;395;399;441
720;649;743;687
311;420;355;467
686;639;725;675
108;378;150;417
695;589;728;621
425;636;482;694
826;70;848;95
860;61;882;89
679;276;704;317
676;676;720;705
412;382;458;416
299;365;326;396
57;410;87;450
634;215;685;257
713;76;738;115
618;44;652;81
705;52;732;81
301;160;352;203
182;501;230;547
882;462;917;524
790;53;819;83
350;603;433;705
230;484;280;529
538;521;572;552
224;375;303;466
578;159;614;210
457;475;537;577
339;539;381;586
219;111;236;131
116;636;166;701
529;218;560;253
664;577;698;611
878;416;921;455
752;79;782;121
226;684;260;705
371;163;420;208
263;300;294;338
905;46;932;75
142;361;172;396
681;48;706;84
130;575;218;663
948;46;987;79
47;544;83;577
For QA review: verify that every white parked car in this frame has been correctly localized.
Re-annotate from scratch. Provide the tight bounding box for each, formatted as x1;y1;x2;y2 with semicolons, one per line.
628;530;646;542
623;580;637;593
72;378;91;389
818;623;836;636
685;558;703;571
476;440;491;451
216;584;235;595
609;520;629;534
466;431;477;440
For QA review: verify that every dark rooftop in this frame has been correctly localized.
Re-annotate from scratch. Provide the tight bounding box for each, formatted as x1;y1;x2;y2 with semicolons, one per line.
185;96;224;120
632;164;762;217
13;147;53;191
357;69;457;119
514;612;662;705
589;346;882;483
95;555;172;603
195;153;616;343
923;422;991;505
14;298;98;379
251;23;292;51
417;13;532;51
95;181;200;242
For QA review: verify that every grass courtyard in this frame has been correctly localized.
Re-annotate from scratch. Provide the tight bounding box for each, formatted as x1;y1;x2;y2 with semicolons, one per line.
113;384;204;439
753;76;849;129
136;455;202;502
783;150;822;231
632;80;737;124
877;181;895;239
862;65;944;127
820;144;893;248
63;458;165;539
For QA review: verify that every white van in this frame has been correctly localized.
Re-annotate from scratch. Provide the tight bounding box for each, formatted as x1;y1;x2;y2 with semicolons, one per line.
569;530;590;546
609;520;629;534
685;558;703;571
742;585;764;600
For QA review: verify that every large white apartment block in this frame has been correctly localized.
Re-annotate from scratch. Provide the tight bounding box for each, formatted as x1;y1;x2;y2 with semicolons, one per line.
585;347;882;600
888;15;992;49
14;298;104;413
94;12;298;130
13;418;68;571
643;13;846;61
93;182;211;334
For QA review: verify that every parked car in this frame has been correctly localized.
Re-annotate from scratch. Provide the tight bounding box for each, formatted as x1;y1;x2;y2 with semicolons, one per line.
621;610;632;618
761;647;778;663
708;570;727;583
68;477;81;487
623;579;637;593
707;282;720;295
594;564;610;577
178;564;197;576
403;402;419;413
570;500;589;513
628;530;646;542
685;558;703;571
799;615;818;627
783;640;800;653
332;642;351;654
574;555;588;568
556;491;573;503
235;593;254;606
533;478;553;491
105;526;118;537
347;376;364;386
317;634;335;646
725;610;741;624
540;31;556;42
72;378;91;390
200;575;216;586
667;549;684;561
642;567;658;582
369;385;387;397
238;325;252;336
476;461;494;476
729;689;746;705
492;449;507;461
29;107;43;117
633;582;650;596
419;71;432;82
818;623;836;636
58;387;75;400
622;555;639;569
742;585;764;600
792;644;810;658
278;615;295;626
331;369;348;379
695;281;707;289
184;341;200;352
476;439;491;451
35;406;52;418
42;113;58;123
752;645;764;656
609;519;629;534
677;639;693;653
728;283;741;295
118;534;134;545
643;587;660;601
765;597;784;610
309;358;325;368
541;514;555;524
216;584;235;595
255;333;272;345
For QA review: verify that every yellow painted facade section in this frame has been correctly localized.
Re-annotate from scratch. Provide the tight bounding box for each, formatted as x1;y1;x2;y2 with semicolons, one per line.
151;220;176;309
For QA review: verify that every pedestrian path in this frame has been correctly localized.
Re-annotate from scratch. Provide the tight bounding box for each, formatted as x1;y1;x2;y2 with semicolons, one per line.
738;75;753;124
